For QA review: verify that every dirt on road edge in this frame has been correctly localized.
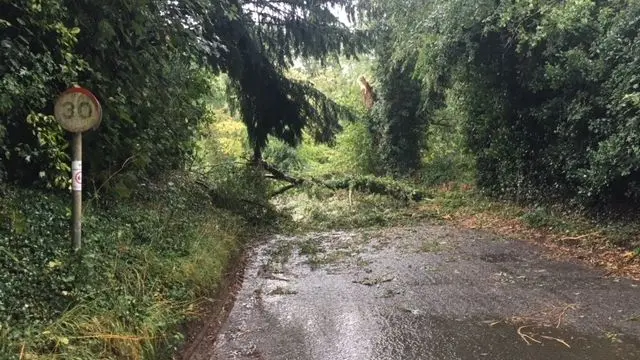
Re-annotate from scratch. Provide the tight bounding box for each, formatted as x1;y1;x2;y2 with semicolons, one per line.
179;247;250;360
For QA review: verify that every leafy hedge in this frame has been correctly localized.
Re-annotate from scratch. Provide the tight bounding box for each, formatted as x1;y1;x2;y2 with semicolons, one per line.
458;0;640;207
364;0;640;208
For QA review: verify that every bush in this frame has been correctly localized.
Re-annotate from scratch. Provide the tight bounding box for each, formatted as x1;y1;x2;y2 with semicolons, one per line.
459;1;640;207
329;121;377;176
0;0;84;187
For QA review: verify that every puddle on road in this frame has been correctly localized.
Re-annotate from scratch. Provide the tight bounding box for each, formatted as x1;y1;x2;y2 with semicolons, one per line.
375;313;640;360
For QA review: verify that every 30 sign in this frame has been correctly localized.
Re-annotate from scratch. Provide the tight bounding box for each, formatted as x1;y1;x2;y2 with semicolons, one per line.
53;86;102;251
54;87;102;132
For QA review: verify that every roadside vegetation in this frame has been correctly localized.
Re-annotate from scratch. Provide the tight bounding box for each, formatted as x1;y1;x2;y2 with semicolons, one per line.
0;175;267;359
4;0;640;359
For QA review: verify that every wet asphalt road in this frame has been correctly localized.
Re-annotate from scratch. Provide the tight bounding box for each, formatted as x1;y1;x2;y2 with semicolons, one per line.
191;225;640;360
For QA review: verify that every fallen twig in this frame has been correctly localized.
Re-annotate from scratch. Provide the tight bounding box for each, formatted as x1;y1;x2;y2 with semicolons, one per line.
353;275;395;286
556;303;576;328
266;274;291;282
496;303;577;348
559;231;600;242
517;326;542;345
515;325;571;348
508;302;578;328
541;335;571;348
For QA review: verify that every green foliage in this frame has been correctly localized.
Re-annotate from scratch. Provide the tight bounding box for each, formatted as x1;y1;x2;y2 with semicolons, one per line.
288;58;373;118
0;0;86;186
204;162;278;224
286;58;378;176
1;0;215;189
320;175;426;202
197;110;249;163
360;0;640;209
466;0;640;206
0;175;255;359
420;86;475;186
65;0;218;185
277;189;413;230
331;121;378;175
213;0;366;159
195;111;278;224
365;29;430;176
1;0;367;189
264;138;304;174
520;207;557;229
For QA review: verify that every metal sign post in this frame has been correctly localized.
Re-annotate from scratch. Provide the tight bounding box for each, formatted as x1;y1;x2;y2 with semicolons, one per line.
54;87;102;251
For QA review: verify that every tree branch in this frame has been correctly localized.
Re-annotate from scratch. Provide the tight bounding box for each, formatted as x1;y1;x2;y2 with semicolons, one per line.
269;183;300;197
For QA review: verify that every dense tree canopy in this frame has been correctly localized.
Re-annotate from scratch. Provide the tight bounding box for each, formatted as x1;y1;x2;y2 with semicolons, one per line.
215;0;365;160
6;0;640;209
360;0;640;208
0;0;364;188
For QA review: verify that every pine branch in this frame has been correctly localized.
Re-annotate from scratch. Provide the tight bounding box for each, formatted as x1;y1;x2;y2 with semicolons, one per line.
260;160;304;185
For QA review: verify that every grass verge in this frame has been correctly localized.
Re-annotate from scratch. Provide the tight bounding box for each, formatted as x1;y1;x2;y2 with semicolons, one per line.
0;175;265;359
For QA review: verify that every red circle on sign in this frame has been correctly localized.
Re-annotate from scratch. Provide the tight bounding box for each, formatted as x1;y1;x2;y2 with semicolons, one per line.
74;172;82;184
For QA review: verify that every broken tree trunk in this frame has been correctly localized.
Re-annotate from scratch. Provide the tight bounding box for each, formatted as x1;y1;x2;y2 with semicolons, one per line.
259;159;426;202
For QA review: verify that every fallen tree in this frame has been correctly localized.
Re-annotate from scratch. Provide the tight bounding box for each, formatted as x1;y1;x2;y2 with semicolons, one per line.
194;160;427;216
260;160;426;201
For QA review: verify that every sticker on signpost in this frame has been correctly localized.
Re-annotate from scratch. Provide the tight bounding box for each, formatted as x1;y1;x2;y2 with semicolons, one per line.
72;160;82;191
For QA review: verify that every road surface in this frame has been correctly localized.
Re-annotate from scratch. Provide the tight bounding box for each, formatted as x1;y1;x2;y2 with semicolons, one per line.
187;225;640;360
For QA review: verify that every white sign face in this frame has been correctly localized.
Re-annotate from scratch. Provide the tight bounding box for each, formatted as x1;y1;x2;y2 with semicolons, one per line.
54;87;102;132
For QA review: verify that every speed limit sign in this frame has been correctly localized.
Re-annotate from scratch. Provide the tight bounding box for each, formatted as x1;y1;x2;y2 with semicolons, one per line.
54;87;102;132
54;86;102;251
